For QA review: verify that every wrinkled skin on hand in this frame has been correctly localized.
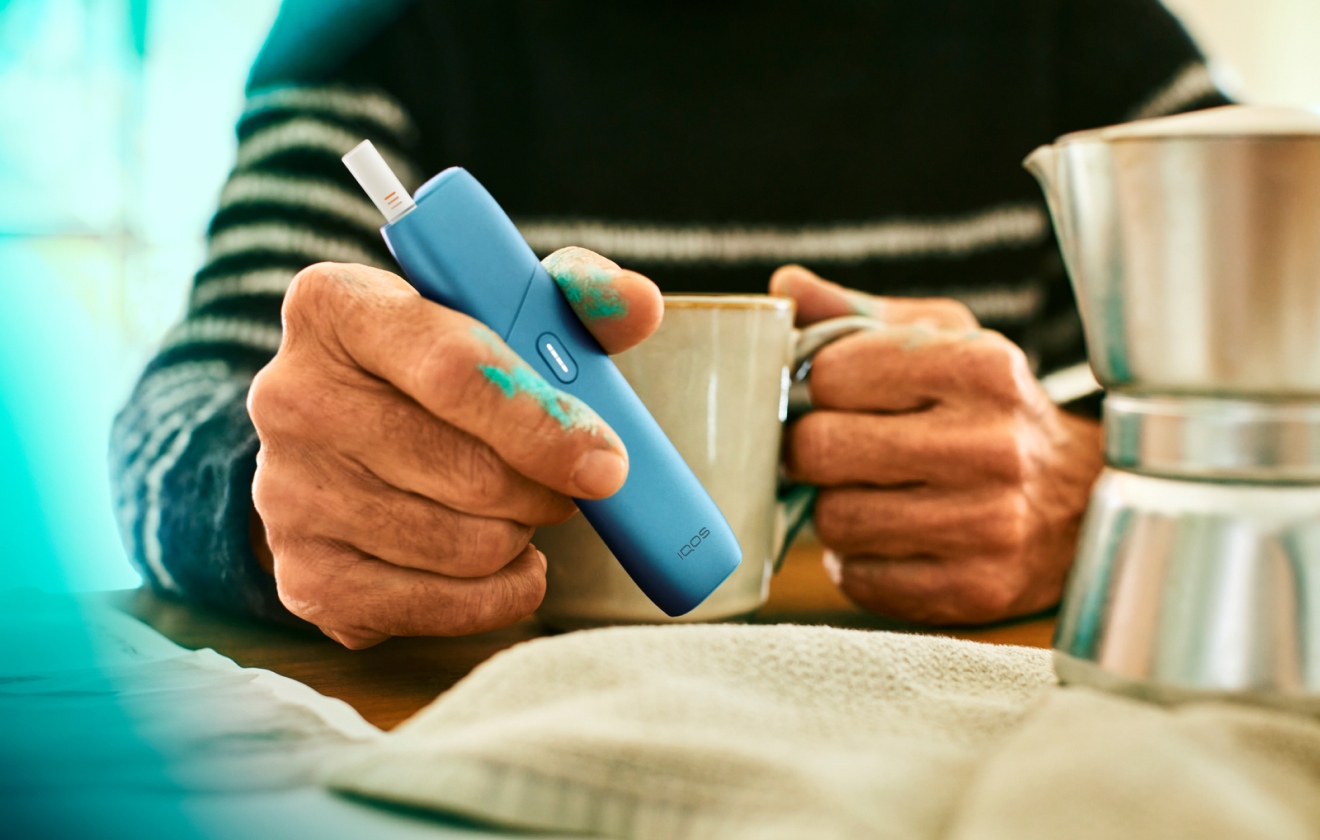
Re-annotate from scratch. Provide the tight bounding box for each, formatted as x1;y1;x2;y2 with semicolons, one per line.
247;248;662;648
772;265;1103;625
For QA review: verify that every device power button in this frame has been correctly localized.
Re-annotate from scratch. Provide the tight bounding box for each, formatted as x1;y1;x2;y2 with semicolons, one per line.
536;332;578;383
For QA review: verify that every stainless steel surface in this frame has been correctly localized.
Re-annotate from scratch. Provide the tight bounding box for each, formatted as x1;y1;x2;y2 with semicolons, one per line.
1105;394;1320;482
1053;469;1320;702
1030;107;1320;707
1024;129;1320;396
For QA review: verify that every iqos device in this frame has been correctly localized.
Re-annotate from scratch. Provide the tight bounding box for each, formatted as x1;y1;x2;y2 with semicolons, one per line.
343;141;741;615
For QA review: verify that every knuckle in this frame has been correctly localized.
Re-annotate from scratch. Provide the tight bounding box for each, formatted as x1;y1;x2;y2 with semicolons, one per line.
286;262;349;303
968;333;1031;403
980;494;1030;552
977;425;1027;486
271;545;333;622
942;299;978;329
249;456;280;519
253;449;350;542
534;496;579;526
961;567;1025;621
456;518;532;576
247;363;301;435
282;263;342;330
498;559;548;616
413;330;483;411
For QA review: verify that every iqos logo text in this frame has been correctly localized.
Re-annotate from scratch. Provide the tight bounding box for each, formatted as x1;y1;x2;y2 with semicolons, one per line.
676;527;712;559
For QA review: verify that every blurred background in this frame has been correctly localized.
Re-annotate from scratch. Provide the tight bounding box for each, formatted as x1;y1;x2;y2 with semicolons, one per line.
0;0;1316;593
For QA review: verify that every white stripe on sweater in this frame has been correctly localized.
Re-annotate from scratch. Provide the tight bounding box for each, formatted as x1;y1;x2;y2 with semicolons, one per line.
114;363;235;469
1128;61;1223;121
161;316;284;355
141;379;248;593
117;398;209;589
191;269;298;311
235;118;422;189
112;361;234;453
951;285;1044;323
513;204;1049;265
113;362;240;590
204;223;386;270
218;172;384;233
243;85;415;140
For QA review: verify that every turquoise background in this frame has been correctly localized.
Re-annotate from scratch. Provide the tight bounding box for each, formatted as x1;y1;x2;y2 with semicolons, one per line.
0;0;278;591
0;5;279;835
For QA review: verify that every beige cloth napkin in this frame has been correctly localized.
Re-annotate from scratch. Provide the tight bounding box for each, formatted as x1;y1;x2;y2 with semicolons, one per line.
325;624;1320;840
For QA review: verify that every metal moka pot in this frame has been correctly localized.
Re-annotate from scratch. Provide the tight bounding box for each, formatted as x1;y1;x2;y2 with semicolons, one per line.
1024;105;1320;711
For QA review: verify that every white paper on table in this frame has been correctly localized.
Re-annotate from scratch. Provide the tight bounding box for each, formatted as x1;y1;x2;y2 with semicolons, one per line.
0;589;379;794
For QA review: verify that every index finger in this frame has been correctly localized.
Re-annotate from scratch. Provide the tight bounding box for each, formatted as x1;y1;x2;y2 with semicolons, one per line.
284;262;629;499
769;264;978;330
809;325;1033;413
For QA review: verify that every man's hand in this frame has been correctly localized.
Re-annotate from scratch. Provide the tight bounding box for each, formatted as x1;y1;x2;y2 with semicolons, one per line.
772;265;1103;625
248;248;662;648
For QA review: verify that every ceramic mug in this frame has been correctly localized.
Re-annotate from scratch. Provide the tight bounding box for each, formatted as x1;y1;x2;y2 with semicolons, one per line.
534;294;879;629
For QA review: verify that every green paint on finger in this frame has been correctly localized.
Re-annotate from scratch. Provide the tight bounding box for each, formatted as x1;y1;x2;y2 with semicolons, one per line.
559;273;627;320
470;326;600;432
478;363;599;431
896;325;990;351
470;322;518;361
846;291;884;320
544;248;628;321
902;325;940;350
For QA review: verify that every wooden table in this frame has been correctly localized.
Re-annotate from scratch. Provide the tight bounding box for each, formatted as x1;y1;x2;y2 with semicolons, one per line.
106;539;1055;731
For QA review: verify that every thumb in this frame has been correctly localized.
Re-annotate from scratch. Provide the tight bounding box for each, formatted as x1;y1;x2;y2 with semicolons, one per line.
769;264;980;330
543;247;664;354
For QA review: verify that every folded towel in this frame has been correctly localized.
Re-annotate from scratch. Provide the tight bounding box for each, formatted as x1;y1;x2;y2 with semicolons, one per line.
951;687;1320;840
327;623;1320;839
325;624;1048;838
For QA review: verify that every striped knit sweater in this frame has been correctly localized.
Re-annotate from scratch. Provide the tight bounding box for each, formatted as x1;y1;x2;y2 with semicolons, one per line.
110;0;1230;621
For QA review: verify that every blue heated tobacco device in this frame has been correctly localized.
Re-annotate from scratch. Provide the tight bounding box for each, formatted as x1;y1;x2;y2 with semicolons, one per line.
343;141;741;616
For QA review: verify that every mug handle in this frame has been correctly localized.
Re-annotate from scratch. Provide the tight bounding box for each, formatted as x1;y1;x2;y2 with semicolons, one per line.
773;316;887;571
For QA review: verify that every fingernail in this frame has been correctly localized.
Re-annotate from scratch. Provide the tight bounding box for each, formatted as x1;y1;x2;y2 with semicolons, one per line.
822;550;845;586
572;448;628;497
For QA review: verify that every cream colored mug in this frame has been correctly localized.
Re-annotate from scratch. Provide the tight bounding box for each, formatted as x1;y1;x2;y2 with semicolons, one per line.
534;294;879;629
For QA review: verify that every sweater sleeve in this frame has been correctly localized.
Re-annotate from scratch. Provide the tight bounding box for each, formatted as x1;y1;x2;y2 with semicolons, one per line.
109;83;422;621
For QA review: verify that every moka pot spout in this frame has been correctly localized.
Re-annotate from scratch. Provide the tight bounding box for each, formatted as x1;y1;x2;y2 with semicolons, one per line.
1022;143;1080;290
1022;144;1060;222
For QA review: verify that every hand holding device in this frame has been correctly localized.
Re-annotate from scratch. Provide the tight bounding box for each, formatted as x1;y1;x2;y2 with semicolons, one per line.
341;142;742;616
247;257;660;647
